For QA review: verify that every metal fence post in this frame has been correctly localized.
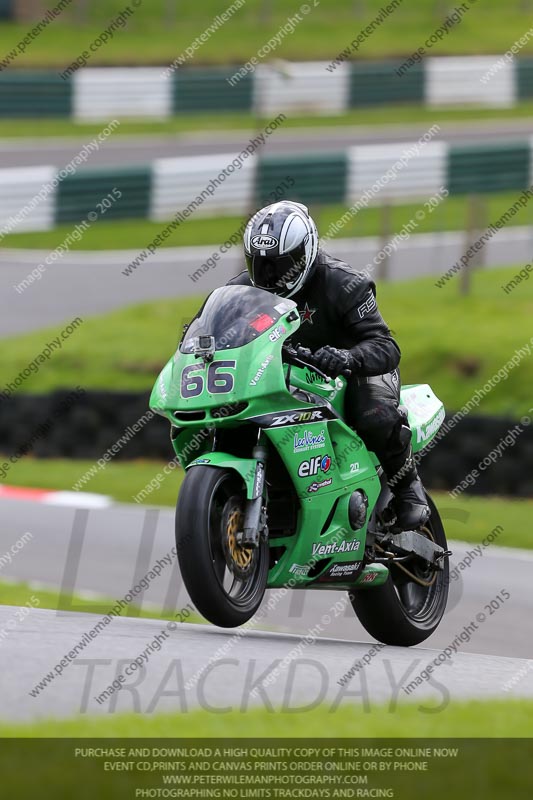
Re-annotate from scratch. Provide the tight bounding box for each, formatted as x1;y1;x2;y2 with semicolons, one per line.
378;200;392;282
461;193;487;296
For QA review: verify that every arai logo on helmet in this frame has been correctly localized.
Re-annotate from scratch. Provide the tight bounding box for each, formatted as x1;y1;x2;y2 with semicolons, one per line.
251;234;278;250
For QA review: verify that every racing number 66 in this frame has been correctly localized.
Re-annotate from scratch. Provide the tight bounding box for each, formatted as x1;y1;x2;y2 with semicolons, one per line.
180;360;236;399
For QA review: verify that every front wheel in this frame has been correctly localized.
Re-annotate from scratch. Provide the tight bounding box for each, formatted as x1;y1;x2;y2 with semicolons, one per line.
350;492;449;646
175;466;269;627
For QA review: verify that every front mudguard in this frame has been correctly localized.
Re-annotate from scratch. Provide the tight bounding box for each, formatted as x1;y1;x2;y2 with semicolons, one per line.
186;452;259;500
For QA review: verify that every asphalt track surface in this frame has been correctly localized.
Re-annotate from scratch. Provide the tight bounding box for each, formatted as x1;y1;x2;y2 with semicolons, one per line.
1;497;532;719
2;224;532;337
2;120;533;169
3;607;533;721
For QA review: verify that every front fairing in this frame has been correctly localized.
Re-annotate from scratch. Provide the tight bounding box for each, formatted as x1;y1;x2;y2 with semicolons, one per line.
149;285;303;427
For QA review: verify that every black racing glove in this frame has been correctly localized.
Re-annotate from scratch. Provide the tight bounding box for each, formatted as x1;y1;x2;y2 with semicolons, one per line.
313;346;356;379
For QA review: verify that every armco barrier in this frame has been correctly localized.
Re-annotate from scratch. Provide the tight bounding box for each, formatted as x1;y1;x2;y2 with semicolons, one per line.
0;390;531;498
0;72;71;117
2;137;533;234
425;56;515;107
0;165;56;233
1;57;533;119
56;166;152;224
256;152;348;207
173;67;253;113
0;0;13;21
517;58;533;100
349;61;425;107
150;154;254;221
72;68;172;121
448;143;531;195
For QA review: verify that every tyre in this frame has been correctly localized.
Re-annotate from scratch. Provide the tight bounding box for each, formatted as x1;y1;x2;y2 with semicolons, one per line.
350;492;449;646
175;465;269;627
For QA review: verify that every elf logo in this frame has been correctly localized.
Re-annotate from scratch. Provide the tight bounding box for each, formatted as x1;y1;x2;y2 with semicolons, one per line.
298;454;332;478
251;234;278;250
268;325;286;343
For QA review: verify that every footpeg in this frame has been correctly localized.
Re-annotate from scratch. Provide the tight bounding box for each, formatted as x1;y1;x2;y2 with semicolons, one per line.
390;530;447;569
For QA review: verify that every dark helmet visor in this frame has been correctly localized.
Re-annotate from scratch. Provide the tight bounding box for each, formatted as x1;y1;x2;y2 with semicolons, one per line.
246;242;306;295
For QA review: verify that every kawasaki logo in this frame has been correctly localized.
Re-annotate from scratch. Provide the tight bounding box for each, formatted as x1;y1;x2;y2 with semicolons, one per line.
329;562;361;576
417;407;445;443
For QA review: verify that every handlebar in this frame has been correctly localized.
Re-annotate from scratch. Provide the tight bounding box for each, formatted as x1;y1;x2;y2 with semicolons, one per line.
282;344;352;381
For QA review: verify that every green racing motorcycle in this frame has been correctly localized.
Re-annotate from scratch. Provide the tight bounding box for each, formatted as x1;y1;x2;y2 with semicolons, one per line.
150;284;450;646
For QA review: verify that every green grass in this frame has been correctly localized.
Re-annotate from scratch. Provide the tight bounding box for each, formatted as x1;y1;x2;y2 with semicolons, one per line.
0;578;127;615
0;0;531;67
1;706;531;798
2;456;186;506
1;702;530;798
431;493;533;550
2;266;532;417
0;294;202;393
379;267;533;420
5;191;533;250
3;102;533;138
0;699;531;737
2;456;532;549
0;578;202;623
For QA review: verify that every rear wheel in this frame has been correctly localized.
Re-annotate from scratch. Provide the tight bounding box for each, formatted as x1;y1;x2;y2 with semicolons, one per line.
350;493;449;646
175;466;269;627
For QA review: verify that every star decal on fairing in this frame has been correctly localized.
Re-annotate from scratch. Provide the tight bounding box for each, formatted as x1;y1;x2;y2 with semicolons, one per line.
299;303;317;325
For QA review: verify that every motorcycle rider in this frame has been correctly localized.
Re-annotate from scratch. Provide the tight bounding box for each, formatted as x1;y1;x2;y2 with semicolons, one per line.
226;200;429;529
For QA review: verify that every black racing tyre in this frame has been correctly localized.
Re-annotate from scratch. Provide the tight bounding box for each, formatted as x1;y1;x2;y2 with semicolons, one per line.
175;465;268;628
350;492;449;646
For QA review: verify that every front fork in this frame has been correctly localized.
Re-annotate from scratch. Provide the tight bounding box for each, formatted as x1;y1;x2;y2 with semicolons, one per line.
241;444;268;547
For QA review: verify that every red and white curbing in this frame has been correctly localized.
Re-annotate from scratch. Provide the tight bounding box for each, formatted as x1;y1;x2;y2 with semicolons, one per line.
0;484;112;508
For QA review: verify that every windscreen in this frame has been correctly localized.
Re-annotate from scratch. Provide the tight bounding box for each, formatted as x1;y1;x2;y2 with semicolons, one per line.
180;285;295;353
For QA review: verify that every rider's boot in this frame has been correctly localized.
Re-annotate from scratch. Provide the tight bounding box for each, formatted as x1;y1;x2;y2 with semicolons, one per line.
382;442;430;530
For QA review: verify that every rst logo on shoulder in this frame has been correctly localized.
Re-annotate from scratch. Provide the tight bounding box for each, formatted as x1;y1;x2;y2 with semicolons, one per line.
357;290;377;319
